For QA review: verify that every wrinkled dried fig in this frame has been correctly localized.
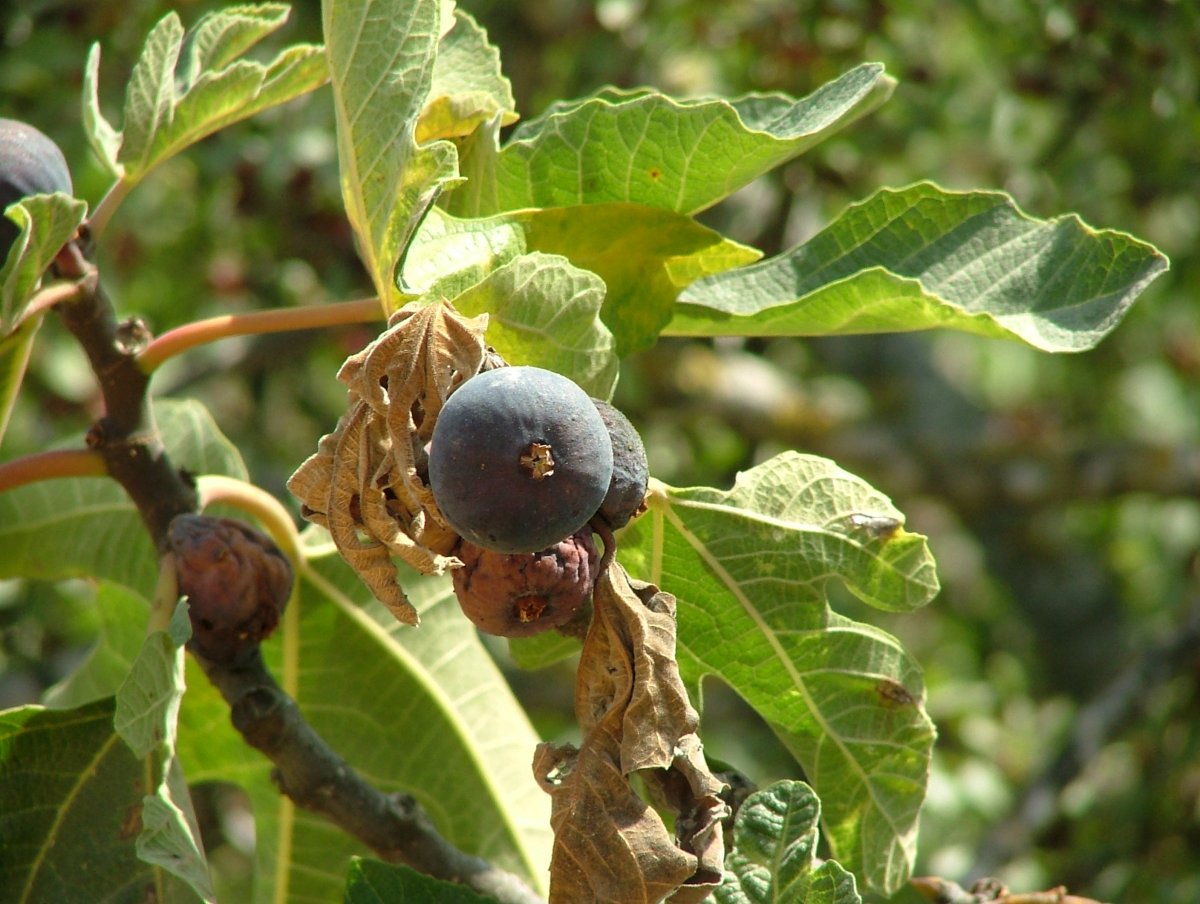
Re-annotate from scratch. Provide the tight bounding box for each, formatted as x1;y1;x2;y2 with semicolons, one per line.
452;528;598;637
168;514;293;662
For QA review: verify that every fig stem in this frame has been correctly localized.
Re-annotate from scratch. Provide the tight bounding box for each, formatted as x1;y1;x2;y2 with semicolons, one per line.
86;177;132;241
0;447;106;493
138;296;384;373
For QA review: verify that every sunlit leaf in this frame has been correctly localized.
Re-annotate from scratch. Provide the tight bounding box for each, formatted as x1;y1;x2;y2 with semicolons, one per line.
716;780;862;904
83;44;122;176
177;3;292;86
455;63;892;217
620;453;938;893
118;12;185;173
93;5;328;189
0;312;43;446
324;0;460;311
408;203;758;356
669;182;1170;352
449;251;618;397
418;9;517;142
114;602;216;902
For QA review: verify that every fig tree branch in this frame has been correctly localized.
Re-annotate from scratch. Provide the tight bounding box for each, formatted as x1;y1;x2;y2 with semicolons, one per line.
44;235;547;903
52;238;196;542
196;648;546;904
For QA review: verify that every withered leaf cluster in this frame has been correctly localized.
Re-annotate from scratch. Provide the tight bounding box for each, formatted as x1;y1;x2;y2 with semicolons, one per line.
534;564;728;904
288;301;492;624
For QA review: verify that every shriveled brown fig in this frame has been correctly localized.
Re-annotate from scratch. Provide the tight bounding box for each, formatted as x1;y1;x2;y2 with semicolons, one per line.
168;514;293;662
452;528;598;637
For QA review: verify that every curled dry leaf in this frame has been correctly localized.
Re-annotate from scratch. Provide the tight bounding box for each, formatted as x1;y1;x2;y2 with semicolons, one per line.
534;564;728;904
287;300;492;624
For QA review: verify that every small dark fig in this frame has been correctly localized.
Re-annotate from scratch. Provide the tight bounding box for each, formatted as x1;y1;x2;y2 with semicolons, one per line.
429;366;614;554
0;118;73;258
452;529;598;637
168;514;293;663
591;399;649;529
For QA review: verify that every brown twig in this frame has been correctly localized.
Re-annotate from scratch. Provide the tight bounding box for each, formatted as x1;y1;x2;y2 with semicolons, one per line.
195;648;546;904
52;239;196;544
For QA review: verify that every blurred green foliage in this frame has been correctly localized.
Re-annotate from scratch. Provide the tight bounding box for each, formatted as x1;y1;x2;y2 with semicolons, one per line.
2;1;1197;901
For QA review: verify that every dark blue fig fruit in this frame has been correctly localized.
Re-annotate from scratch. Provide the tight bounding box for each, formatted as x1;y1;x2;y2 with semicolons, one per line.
429;366;613;554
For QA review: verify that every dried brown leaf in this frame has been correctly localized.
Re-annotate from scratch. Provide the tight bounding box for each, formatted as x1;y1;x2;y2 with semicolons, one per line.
286;300;492;624
535;565;728;904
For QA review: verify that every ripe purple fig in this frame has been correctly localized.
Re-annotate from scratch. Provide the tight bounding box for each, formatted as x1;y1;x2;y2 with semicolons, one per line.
429;366;614;554
592;399;648;529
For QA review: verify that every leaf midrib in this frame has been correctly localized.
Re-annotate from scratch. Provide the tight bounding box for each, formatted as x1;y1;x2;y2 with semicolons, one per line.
653;500;908;857
18;712;123;904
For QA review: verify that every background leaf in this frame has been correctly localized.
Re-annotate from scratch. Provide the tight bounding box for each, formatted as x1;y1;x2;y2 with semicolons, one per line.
669;182;1170;352
452;62;893;218
343;856;501;903
620;453;938;893
324;0;459;310
0;699;192;903
43;582;150;709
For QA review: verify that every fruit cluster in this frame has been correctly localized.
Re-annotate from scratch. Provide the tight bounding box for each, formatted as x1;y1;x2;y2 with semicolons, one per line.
429;366;648;637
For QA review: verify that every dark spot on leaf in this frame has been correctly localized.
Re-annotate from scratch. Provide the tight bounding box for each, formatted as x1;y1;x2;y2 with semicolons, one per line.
876;678;917;707
119;802;143;840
